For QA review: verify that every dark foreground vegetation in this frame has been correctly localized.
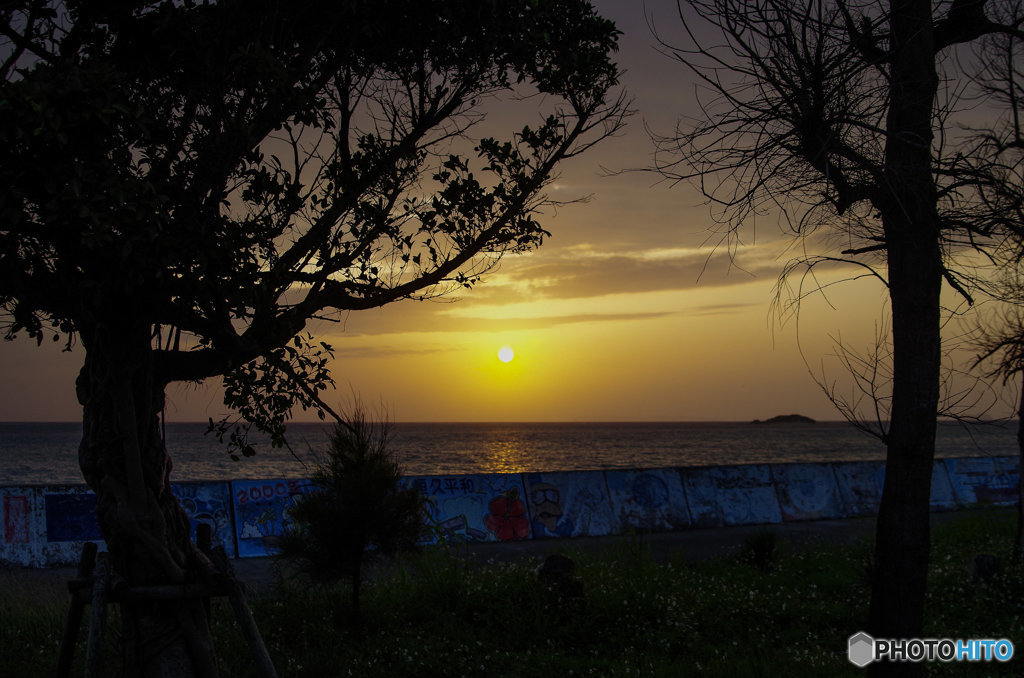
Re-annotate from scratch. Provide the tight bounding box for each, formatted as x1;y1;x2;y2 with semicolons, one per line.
3;508;1022;677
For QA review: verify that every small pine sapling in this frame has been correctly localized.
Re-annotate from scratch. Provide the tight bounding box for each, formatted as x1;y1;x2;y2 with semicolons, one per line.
278;406;424;633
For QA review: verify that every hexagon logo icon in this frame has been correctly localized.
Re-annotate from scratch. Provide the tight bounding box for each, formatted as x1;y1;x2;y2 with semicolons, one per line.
848;632;875;667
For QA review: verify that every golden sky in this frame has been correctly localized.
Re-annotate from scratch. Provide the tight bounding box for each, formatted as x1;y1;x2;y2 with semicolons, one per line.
0;1;997;423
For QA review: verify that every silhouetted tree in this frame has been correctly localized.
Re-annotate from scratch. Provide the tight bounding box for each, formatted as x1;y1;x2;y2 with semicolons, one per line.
0;1;626;675
975;278;1024;560
967;18;1024;560
653;1;1023;672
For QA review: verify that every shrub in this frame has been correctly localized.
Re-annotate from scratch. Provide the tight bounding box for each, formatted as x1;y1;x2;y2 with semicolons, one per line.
740;529;779;571
277;405;424;633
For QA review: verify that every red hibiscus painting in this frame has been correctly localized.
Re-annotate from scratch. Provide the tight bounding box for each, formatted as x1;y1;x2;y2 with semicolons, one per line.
484;491;530;541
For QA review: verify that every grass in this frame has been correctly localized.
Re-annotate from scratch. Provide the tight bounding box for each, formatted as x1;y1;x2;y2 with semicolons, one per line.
0;569;67;676
4;508;1024;676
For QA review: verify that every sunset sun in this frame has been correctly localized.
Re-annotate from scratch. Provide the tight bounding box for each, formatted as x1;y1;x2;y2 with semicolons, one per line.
498;346;515;363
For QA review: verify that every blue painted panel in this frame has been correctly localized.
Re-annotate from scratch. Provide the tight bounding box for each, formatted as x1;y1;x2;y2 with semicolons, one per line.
993;456;1019;503
172;482;236;557
605;468;690;531
38;486;108;566
945;457;1016;506
832;461;885;517
772;463;843;522
44;489;102;542
231;479;313;558
523;471;618;538
993;455;1018;474
930;460;956;510
681;465;782;527
403;474;529;544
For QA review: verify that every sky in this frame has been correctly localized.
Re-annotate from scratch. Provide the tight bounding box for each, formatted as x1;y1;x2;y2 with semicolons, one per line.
0;1;986;423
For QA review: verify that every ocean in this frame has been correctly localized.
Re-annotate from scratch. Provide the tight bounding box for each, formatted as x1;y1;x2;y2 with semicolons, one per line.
0;420;1018;486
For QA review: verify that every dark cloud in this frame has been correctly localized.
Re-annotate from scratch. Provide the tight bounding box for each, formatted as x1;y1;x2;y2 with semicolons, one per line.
329;344;462;359
327;307;679;339
453;311;678;331
467;247;781;304
687;303;761;316
314;241;860;340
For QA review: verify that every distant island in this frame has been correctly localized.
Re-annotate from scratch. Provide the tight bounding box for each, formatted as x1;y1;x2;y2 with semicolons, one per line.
751;414;817;424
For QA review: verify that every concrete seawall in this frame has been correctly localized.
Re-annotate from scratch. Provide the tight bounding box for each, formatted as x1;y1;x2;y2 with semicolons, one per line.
1;456;1018;567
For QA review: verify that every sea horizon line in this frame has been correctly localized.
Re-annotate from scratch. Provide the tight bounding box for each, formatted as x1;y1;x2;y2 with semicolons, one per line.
2;418;999;426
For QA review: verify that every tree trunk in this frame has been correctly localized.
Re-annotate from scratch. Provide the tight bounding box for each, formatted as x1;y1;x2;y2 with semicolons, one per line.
351;550;363;639
1016;375;1024;562
869;240;940;672
77;318;218;678
867;3;942;677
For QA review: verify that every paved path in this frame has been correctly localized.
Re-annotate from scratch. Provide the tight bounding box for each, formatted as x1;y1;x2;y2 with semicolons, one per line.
2;516;877;596
5;511;980;598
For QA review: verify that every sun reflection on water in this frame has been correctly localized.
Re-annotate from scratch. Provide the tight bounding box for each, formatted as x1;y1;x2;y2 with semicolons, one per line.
479;436;533;474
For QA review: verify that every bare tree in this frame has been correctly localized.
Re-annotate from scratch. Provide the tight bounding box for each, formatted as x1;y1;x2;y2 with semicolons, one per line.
653;1;1024;671
0;1;627;675
967;14;1024;559
975;271;1024;560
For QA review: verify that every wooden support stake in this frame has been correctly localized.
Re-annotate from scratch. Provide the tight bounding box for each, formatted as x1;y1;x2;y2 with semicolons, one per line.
57;538;278;678
196;523;212;554
210;546;279;678
84;554;109;678
55;542;98;678
196;523;213;621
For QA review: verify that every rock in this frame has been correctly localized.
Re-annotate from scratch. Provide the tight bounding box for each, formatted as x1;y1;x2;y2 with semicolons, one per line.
972;553;1000;582
536;553;584;598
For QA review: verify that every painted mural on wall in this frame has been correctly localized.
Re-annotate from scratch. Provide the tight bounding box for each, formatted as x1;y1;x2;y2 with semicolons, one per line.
523;471;618;538
1;486;39;566
404;473;530;543
944;456;1017;506
4;454;1019;568
605;468;690;532
44;487;103;542
3;483;239;566
929;461;956;510
39;486;106;566
172;482;236;557
994;456;1020;502
772;463;843;522
681;464;782;527
231;478;313;558
832;461;885;517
